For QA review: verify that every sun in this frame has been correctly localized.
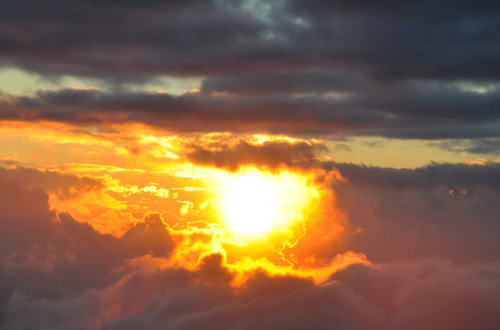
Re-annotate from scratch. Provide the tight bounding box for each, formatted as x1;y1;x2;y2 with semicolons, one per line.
222;172;279;236
218;168;318;238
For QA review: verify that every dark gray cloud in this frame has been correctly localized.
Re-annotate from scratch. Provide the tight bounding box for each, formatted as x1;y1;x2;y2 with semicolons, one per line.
1;84;500;141
0;0;267;80
288;0;500;80
290;1;500;20
1;0;499;81
186;139;326;171
201;69;371;96
329;162;500;193
1;0;500;145
327;162;500;263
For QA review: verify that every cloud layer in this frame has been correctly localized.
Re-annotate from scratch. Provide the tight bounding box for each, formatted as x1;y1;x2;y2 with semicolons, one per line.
2;0;500;80
2;162;500;329
1;0;500;152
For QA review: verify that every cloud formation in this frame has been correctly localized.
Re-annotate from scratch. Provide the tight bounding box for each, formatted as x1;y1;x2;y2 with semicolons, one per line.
330;162;500;263
1;0;500;328
1;83;499;142
1;0;499;149
186;139;325;171
2;161;500;329
2;0;499;81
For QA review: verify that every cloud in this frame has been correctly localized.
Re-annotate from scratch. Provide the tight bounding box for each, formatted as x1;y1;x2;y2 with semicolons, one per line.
186;139;325;171
432;138;500;156
0;167;177;327
0;0;264;80
0;174;54;257
201;69;371;96
0;157;28;167
328;162;500;263
288;0;500;81
7;258;497;330
0;0;499;86
1;163;500;328
0;0;498;83
330;259;500;330
2;84;500;141
52;212;175;292
330;161;500;193
0;166;103;199
1;0;500;145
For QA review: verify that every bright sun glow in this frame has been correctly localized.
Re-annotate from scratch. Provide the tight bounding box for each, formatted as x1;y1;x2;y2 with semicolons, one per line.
219;168;318;238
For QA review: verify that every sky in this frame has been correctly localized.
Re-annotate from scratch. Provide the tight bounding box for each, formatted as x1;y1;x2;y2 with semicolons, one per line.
1;1;500;329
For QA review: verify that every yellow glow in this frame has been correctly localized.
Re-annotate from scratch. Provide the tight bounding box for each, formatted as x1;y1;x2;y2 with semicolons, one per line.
218;168;318;238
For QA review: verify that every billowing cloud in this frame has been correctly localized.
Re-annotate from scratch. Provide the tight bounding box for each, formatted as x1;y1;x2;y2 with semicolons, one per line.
1;0;500;328
329;162;500;263
2;161;500;328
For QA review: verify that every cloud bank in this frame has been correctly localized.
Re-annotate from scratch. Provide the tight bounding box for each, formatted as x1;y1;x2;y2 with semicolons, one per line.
0;0;499;153
1;163;500;329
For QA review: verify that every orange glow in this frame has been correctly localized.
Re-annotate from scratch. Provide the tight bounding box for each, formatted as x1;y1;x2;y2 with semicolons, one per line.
0;119;346;276
217;167;319;239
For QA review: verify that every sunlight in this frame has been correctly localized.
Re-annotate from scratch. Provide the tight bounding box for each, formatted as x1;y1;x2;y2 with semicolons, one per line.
218;168;318;238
